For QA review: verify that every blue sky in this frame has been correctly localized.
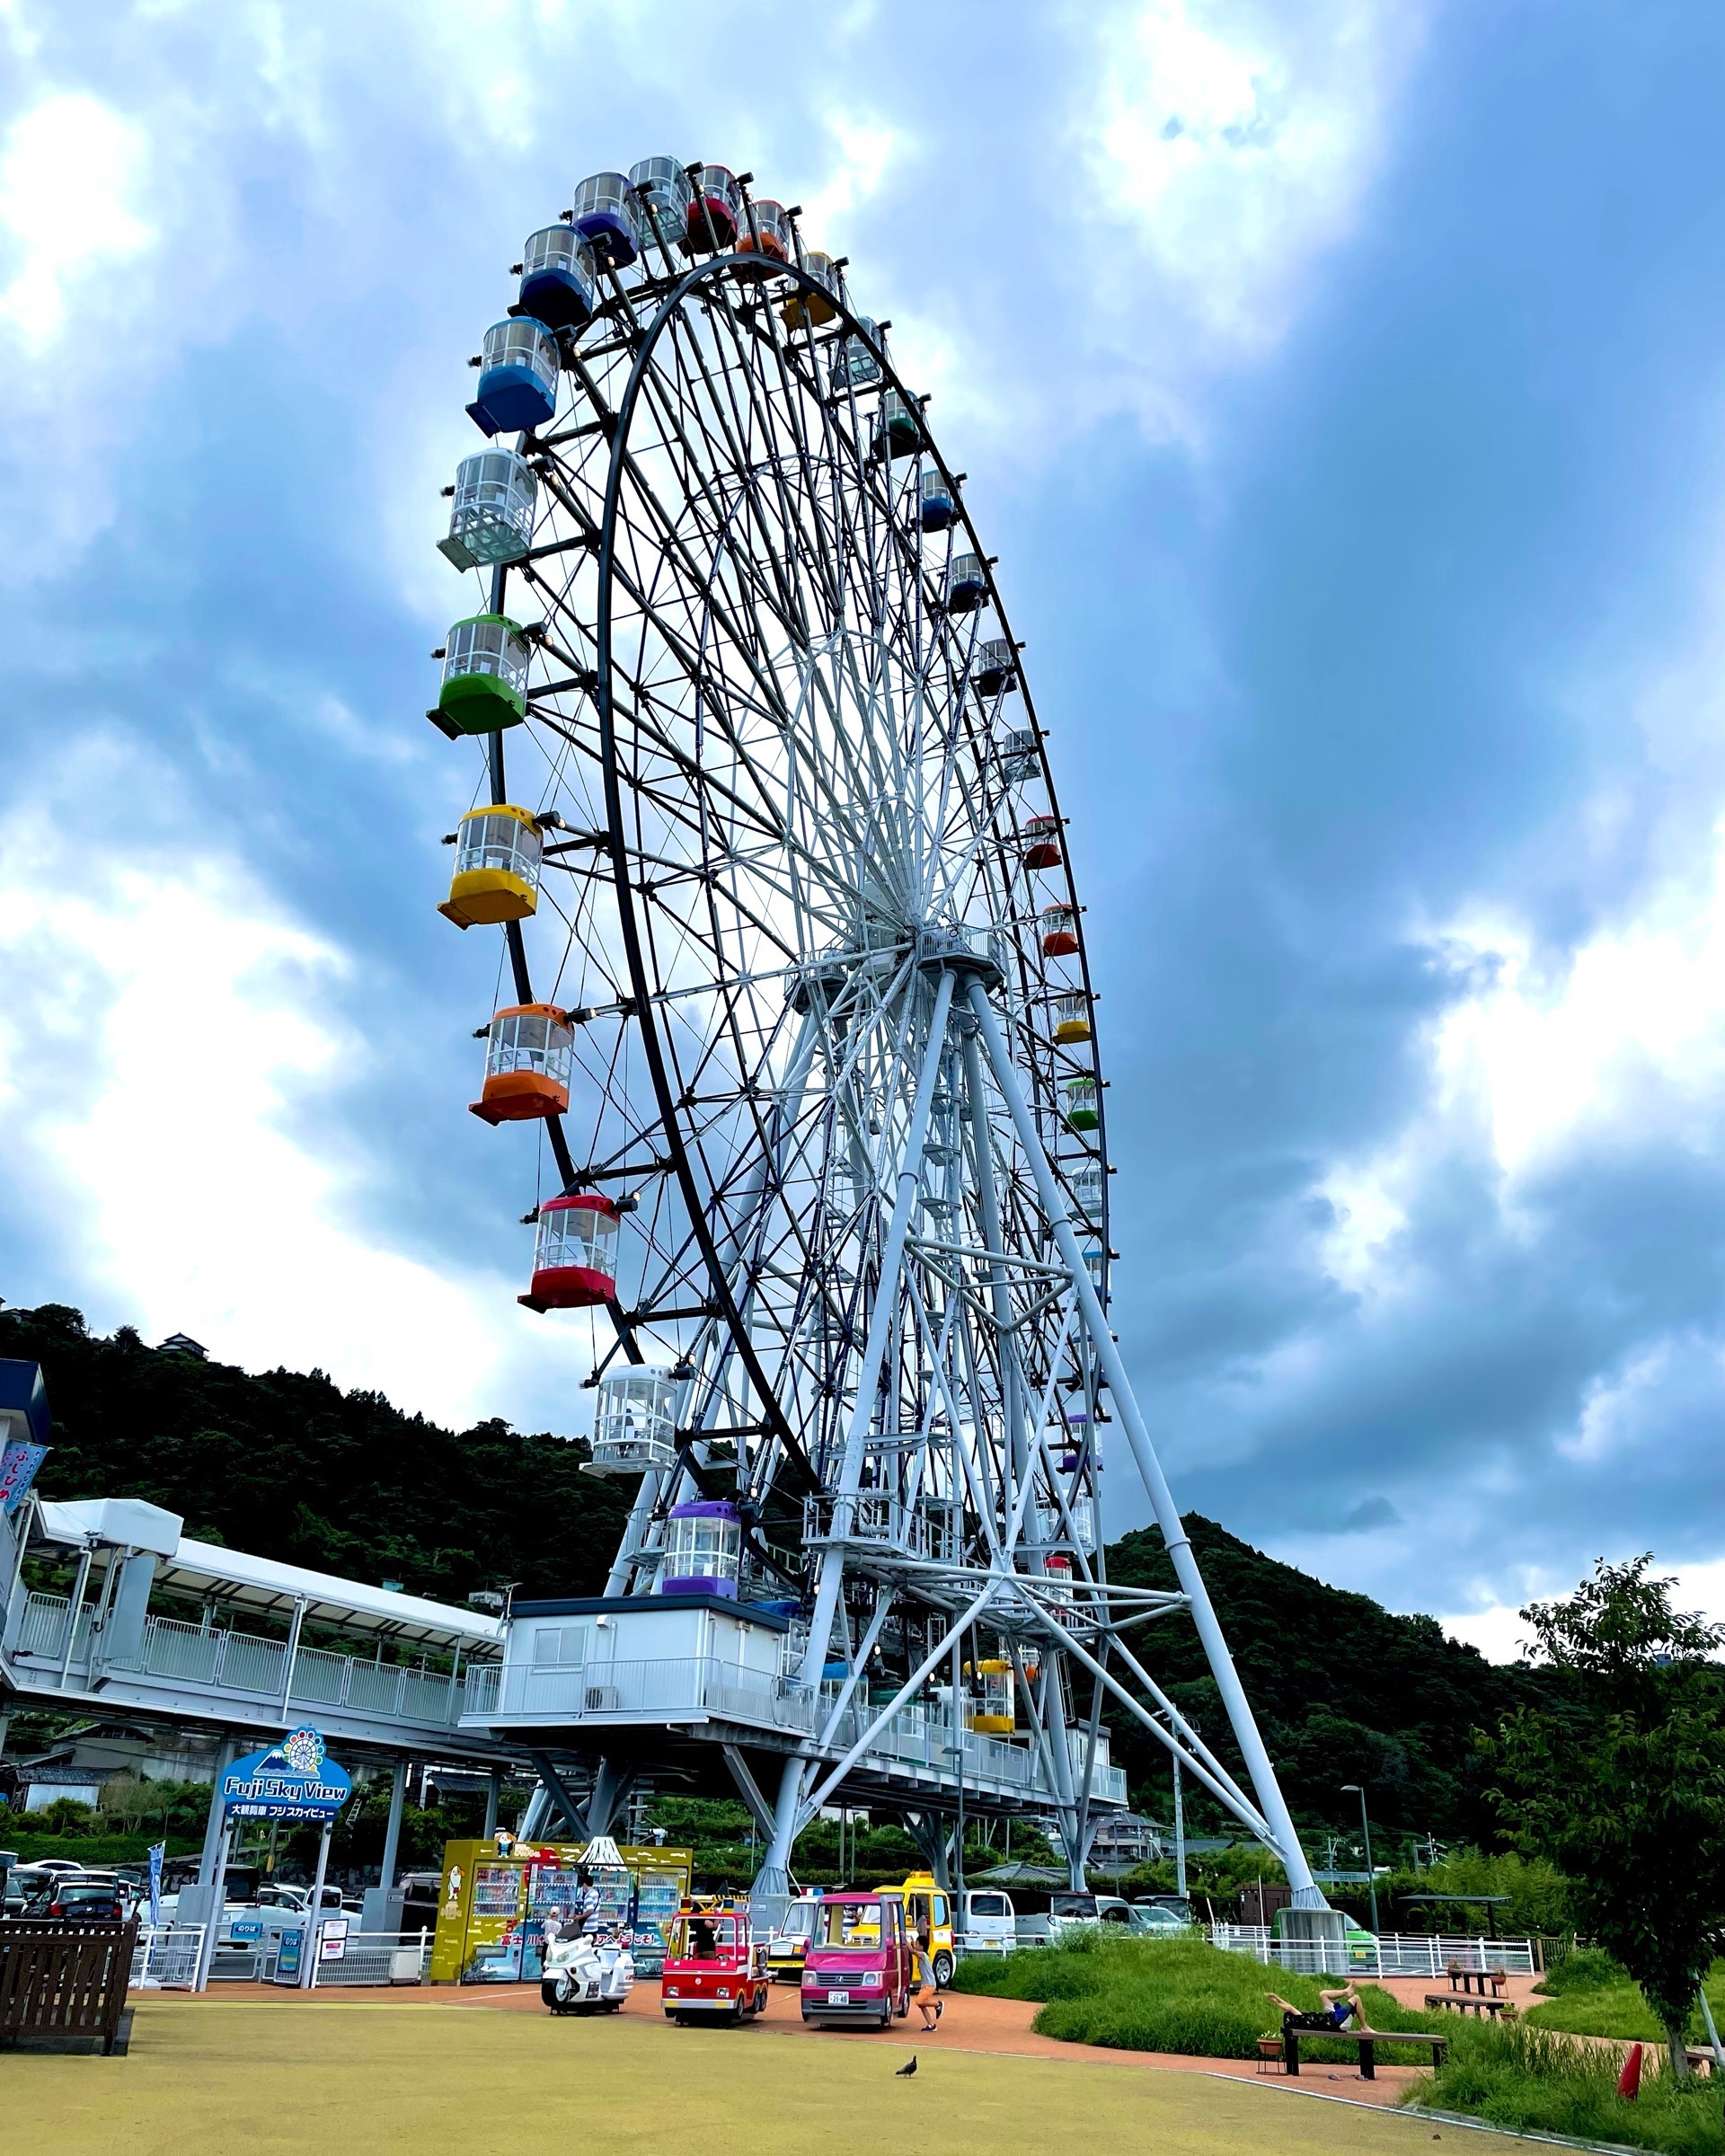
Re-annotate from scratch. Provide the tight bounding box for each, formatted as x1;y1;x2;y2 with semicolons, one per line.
4;1;1725;1654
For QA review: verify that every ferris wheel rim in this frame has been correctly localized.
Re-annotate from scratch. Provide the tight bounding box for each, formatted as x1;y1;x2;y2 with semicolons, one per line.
551;246;1109;1490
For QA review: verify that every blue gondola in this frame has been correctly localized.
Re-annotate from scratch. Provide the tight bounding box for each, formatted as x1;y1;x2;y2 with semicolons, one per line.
945;552;987;613
976;638;1017;696
466;318;560;438
518;225;597;331
919;469;956;533
572;171;643;270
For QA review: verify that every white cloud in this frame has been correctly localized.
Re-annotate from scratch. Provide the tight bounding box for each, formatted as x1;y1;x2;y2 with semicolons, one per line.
0;736;598;1431
0;92;153;341
1444;1553;1725;1665
1066;0;1428;415
1434;871;1725;1179
1312;817;1725;1313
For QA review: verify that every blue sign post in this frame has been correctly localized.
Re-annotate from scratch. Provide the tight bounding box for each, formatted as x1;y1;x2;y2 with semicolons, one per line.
194;1730;352;1993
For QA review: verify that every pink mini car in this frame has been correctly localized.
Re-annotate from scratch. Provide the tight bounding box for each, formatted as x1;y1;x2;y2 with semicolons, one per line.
800;1890;913;2029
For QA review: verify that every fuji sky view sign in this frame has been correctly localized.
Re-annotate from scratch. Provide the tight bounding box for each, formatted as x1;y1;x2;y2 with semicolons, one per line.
221;1728;352;1822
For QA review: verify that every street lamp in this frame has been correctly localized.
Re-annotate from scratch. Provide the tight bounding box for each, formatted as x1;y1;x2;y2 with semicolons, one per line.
1340;1785;1378;1932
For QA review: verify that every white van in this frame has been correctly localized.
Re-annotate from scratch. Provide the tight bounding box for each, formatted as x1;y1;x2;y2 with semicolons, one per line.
959;1888;1016;1955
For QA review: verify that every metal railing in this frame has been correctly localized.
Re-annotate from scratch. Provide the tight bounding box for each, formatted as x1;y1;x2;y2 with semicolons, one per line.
1212;1926;1535;1977
310;1929;433;1988
7;1597;483;1732
129;1924;206;1989
467;1653;1127;1804
10;1591;93;1661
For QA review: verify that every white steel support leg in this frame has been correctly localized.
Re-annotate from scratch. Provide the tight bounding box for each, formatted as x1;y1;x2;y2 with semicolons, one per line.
967;979;1322;1906
748;1754;809;1934
797;967;958;1692
604;1467;663;1596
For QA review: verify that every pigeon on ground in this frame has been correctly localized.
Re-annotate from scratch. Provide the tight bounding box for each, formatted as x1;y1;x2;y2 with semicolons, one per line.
895;2055;917;2078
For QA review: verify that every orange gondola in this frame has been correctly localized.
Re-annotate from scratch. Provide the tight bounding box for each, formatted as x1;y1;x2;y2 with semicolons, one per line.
1040;904;1079;958
469;1004;574;1126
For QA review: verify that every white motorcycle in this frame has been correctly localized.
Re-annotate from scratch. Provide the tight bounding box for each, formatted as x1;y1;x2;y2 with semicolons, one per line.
542;1928;635;2016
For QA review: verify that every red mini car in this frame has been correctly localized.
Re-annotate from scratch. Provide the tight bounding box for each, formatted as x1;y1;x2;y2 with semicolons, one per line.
801;1890;913;2029
660;1900;770;2027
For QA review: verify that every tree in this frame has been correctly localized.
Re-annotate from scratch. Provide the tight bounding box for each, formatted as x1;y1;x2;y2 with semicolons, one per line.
1485;1556;1725;2081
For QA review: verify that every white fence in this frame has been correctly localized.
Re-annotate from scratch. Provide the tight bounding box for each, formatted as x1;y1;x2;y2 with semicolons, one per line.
1212;1926;1535;1977
130;1924;207;1989
203;1927;433;1986
311;1929;433;1988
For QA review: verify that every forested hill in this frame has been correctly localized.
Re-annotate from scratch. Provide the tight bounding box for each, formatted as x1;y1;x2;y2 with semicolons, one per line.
4;1303;1544;1841
1104;1521;1547;1843
1;1303;633;1607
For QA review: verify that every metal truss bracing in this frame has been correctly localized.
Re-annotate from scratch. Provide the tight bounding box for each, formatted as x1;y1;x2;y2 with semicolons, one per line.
439;177;1325;1915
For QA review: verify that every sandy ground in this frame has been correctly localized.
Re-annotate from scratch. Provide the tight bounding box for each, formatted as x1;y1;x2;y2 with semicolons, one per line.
0;1976;1539;2154
3;1988;1531;2156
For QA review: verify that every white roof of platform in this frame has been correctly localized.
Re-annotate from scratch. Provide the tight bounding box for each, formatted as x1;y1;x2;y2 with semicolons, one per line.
34;1500;504;1652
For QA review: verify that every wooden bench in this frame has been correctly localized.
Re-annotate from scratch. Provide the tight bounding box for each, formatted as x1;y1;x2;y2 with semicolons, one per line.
0;1920;137;2056
1426;1992;1514;2019
1281;2013;1449;2080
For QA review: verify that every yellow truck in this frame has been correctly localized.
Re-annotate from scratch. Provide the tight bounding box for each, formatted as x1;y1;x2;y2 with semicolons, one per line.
900;1872;956;1986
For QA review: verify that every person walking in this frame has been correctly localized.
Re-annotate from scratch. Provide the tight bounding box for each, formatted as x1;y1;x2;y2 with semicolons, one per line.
913;1922;943;2031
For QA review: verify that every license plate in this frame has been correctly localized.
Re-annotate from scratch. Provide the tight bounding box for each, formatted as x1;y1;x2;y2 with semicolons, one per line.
828;1990;849;2005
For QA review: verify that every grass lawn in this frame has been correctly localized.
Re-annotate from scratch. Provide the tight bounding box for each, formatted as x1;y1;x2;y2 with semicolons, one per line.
5;1997;1517;2156
950;1931;1448;2058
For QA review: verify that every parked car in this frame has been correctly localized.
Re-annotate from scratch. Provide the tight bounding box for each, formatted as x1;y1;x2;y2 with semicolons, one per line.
1126;1901;1192;1936
766;1890;821;1983
958;1888;1016;1954
7;1860;86;1913
23;1876;129;1922
1048;1890;1131;1935
400;1872;442;1935
801;1890;914;2029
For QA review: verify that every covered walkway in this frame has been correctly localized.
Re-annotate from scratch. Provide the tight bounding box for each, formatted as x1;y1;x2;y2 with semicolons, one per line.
2;1492;505;1760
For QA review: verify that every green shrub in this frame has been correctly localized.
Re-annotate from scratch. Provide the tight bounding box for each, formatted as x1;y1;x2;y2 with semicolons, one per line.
0;1830;204;1866
1534;1945;1629;1996
1526;1950;1725;2045
1407;2017;1725;2156
952;1931;1446;2059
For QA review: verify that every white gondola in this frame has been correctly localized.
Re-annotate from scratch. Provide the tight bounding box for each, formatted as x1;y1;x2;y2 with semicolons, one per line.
587;1367;680;1474
438;450;538;570
629;155;695;251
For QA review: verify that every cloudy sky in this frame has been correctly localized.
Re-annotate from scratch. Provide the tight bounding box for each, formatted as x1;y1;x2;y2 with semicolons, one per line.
4;0;1725;1657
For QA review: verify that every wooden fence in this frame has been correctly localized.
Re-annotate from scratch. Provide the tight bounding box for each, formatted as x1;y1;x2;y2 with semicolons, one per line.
0;1920;137;2054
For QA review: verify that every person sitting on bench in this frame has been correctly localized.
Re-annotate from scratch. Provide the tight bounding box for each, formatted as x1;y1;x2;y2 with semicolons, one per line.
1266;1982;1367;2029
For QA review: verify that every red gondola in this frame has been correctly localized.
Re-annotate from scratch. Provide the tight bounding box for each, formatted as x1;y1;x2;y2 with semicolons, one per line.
518;1193;619;1312
1022;815;1061;871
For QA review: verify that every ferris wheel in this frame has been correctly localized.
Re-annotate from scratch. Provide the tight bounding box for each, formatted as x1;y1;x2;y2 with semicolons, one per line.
427;157;1323;1917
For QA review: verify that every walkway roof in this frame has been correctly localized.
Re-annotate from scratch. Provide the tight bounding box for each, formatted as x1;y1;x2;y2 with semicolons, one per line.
33;1499;503;1654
